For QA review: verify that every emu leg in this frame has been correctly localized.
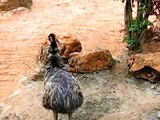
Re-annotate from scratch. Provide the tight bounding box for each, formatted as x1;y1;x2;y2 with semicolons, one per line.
53;112;58;120
68;112;73;120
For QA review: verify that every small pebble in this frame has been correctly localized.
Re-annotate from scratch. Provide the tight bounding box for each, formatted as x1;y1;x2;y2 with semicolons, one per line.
150;85;155;89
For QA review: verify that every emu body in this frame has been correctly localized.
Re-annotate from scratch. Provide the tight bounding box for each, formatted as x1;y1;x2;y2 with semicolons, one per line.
42;33;83;120
43;67;83;114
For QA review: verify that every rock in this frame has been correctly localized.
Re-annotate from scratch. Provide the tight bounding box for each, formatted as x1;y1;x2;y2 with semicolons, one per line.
128;52;160;83
37;34;113;73
150;85;155;89
0;0;32;11
57;34;82;59
127;78;136;84
67;49;114;73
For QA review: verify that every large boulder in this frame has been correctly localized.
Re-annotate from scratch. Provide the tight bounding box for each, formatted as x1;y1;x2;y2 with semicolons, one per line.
0;0;32;11
128;52;160;83
57;34;82;60
67;49;114;73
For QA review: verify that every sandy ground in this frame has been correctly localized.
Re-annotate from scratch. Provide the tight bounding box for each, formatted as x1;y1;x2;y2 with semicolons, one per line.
0;0;125;101
0;0;160;120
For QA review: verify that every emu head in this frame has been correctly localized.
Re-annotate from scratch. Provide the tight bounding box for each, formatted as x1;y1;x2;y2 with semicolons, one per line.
48;33;58;54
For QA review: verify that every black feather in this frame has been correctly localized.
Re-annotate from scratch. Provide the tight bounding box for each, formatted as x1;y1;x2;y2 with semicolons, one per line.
48;33;58;54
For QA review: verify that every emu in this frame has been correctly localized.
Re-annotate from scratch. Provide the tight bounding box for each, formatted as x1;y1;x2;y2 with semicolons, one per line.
42;33;83;120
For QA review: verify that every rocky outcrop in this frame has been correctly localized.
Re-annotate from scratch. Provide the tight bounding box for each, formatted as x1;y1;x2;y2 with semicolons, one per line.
57;34;82;60
38;34;114;73
0;0;32;11
128;52;160;83
67;49;114;73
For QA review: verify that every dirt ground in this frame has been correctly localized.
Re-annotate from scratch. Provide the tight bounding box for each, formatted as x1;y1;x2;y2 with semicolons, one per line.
0;0;160;120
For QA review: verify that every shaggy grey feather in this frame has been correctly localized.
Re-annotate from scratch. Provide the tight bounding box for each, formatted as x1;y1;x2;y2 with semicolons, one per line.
42;33;83;120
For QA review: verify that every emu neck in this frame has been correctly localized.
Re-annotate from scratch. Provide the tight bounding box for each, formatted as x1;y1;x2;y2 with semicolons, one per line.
44;59;66;74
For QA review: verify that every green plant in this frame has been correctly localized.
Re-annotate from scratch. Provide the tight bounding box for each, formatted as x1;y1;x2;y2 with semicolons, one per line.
123;36;135;49
122;0;159;52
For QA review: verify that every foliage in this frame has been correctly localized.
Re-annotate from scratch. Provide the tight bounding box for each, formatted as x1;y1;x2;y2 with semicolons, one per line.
128;19;153;33
123;36;135;48
122;0;160;52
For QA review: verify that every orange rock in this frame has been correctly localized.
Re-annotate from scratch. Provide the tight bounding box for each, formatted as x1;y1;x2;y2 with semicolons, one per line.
57;34;82;59
67;49;114;73
128;52;160;83
38;34;113;73
128;52;160;72
0;0;32;11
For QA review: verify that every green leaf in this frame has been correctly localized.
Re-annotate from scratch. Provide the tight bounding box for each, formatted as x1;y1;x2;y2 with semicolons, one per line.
123;36;135;48
129;20;139;32
139;19;153;28
138;6;146;14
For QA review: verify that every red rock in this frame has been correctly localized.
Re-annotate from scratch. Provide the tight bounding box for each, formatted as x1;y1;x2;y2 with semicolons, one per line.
57;34;82;59
128;52;160;83
67;49;114;73
0;0;32;11
38;34;113;73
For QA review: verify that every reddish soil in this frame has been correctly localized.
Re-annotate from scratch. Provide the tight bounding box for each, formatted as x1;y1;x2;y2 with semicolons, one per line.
0;0;126;101
0;0;160;120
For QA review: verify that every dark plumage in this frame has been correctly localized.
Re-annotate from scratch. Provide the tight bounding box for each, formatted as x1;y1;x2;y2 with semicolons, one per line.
42;33;83;120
